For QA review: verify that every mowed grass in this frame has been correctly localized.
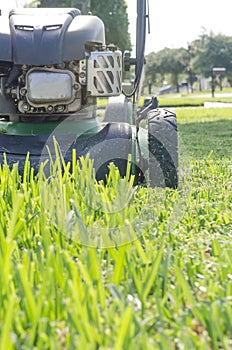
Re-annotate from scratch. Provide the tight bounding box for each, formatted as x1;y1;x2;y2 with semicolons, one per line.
98;89;232;109
0;108;232;349
177;107;232;158
158;95;232;108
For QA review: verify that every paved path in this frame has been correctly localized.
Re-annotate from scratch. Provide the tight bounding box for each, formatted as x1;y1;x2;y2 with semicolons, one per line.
192;92;232;99
171;92;232;98
204;101;232;108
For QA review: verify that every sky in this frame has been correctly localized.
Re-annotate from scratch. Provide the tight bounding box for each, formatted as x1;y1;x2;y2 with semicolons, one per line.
126;0;232;54
0;0;27;13
1;0;232;54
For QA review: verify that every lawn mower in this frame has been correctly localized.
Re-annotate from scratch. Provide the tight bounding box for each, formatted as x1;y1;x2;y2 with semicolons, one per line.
0;0;178;188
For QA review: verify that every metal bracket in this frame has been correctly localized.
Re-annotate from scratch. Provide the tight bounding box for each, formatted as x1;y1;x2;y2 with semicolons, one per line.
135;95;158;167
136;96;158;135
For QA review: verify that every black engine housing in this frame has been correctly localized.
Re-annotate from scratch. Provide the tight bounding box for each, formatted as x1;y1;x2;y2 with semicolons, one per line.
0;8;105;66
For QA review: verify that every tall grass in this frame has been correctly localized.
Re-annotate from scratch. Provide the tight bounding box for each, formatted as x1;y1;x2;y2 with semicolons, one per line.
0;107;231;349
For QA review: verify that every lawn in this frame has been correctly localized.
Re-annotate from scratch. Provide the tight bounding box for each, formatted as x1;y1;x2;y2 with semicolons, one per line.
158;92;232;108
0;108;231;349
98;88;232;109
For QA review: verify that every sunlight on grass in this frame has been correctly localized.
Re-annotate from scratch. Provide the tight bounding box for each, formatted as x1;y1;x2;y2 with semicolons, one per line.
0;107;231;349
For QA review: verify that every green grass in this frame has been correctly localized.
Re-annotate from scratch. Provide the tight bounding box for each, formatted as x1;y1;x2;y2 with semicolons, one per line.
177;107;232;158
0;108;232;349
158;96;232;108
148;87;232;107
98;89;232;109
157;90;232;108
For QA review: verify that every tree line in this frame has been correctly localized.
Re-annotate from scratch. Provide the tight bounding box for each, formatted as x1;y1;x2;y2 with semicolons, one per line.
145;31;232;92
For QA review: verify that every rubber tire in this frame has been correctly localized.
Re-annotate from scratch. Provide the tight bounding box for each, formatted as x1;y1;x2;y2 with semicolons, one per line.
148;108;178;189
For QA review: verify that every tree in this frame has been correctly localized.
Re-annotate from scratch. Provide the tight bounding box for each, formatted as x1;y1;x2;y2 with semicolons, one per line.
144;52;159;89
145;48;188;92
91;0;131;52
192;32;232;84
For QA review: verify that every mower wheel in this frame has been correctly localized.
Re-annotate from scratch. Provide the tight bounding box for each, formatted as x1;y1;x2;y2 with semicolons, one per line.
148;108;178;189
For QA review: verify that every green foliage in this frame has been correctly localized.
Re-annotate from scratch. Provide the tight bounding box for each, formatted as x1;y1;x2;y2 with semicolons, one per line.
145;31;232;91
91;0;131;52
192;33;232;79
144;51;160;87
145;47;189;92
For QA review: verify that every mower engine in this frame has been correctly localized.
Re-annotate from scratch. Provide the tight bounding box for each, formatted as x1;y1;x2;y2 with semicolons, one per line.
0;5;178;188
0;8;122;119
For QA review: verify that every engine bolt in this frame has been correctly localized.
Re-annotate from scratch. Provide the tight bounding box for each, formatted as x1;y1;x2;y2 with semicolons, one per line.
58;63;65;69
47;105;54;112
57;105;65;112
22;103;30;111
20;88;27;96
73;83;80;90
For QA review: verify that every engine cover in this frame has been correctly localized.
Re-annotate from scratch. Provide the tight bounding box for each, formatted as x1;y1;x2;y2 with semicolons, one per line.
0;8;105;65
